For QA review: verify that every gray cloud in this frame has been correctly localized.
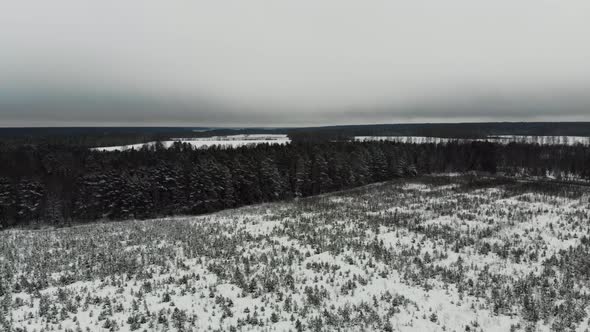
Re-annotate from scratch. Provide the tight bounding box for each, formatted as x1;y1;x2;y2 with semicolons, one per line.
1;0;589;126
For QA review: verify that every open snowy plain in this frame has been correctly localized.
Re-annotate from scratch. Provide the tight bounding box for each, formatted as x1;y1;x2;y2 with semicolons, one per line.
92;135;290;152
2;176;590;332
355;135;590;146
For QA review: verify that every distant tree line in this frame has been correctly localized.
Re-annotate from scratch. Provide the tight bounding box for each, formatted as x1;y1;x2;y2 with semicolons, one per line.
0;141;589;228
3;122;590;147
285;122;590;139
0;130;177;149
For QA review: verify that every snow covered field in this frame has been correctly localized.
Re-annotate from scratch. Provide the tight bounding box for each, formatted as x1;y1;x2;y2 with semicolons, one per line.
2;176;590;331
93;134;590;152
356;135;590;146
93;135;290;152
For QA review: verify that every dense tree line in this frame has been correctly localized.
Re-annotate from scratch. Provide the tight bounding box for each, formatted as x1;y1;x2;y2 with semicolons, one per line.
0;140;589;228
3;122;590;147
0;129;179;149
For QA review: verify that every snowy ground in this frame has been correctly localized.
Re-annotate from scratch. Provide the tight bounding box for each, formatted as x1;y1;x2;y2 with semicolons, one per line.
93;134;590;152
92;135;290;152
355;135;590;146
2;176;590;331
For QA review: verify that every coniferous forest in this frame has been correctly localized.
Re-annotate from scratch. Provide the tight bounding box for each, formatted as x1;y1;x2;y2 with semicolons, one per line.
1;140;589;228
2;131;590;332
3;0;590;328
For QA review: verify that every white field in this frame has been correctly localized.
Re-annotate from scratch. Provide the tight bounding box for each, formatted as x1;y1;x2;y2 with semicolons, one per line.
169;135;289;141
355;135;590;146
2;176;590;331
93;135;290;152
93;134;590;152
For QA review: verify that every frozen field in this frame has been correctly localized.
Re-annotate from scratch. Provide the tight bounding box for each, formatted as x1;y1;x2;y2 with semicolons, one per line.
1;176;590;331
93;135;290;152
356;135;590;146
93;134;590;152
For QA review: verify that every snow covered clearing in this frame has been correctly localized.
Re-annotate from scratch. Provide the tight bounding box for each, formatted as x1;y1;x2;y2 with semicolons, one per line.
92;135;290;152
92;134;590;152
356;135;590;146
1;176;590;331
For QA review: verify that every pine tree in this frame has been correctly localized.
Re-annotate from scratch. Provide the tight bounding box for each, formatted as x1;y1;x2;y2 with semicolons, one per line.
259;157;286;200
311;152;331;195
293;157;308;198
0;294;11;331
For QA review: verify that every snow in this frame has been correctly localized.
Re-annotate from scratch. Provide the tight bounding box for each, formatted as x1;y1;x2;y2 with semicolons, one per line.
3;176;590;331
356;135;590;146
92;134;290;152
92;134;590;152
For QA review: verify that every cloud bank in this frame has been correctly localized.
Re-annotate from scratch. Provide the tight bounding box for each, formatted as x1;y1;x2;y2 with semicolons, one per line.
1;0;589;126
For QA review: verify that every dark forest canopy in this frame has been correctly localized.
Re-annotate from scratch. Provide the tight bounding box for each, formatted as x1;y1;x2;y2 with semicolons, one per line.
1;122;590;147
0;140;589;229
286;122;590;138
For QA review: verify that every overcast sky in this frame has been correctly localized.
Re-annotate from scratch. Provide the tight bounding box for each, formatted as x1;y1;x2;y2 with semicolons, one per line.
1;0;589;127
